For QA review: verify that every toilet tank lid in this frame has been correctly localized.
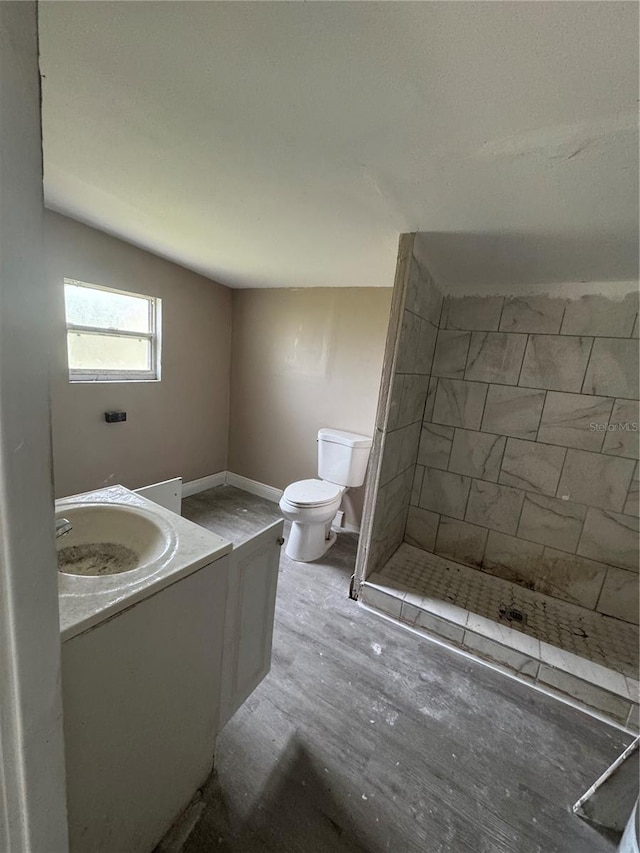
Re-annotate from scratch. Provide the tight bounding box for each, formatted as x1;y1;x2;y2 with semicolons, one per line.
317;428;372;449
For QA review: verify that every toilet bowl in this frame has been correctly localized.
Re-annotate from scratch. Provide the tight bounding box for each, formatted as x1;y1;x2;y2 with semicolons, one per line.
279;479;345;562
279;428;372;563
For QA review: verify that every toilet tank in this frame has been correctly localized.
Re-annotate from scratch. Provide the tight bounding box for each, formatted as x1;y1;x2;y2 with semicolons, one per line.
317;428;372;487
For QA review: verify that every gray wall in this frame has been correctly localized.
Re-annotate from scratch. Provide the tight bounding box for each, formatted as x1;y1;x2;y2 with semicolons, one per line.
406;291;639;624
47;211;232;498
228;287;391;528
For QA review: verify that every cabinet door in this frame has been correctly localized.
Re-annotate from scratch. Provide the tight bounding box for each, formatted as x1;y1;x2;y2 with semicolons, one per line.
62;558;229;853
220;519;284;727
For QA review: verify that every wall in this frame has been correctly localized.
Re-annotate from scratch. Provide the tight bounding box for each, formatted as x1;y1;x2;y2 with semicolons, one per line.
355;235;443;581
228;287;392;527
46;211;232;498
406;290;639;624
0;4;69;849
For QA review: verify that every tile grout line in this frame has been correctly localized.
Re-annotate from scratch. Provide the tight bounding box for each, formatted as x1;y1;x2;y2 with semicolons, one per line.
430;511;443;555
579;336;596;395
515;332;530;387
534;390;548;442
461;475;475;524
593;565;611;615
462;329;480;380
513;484;528;538
557;300;568;335
495;431;510;485
495;296;506;331
476;377;491;433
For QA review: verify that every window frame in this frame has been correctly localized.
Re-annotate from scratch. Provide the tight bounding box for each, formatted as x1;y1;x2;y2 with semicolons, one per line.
64;278;162;383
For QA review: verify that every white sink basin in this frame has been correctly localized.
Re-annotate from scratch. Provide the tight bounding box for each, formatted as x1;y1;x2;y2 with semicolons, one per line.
56;503;176;578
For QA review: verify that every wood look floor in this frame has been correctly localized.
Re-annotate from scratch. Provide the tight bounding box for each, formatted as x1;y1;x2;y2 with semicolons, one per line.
180;487;631;853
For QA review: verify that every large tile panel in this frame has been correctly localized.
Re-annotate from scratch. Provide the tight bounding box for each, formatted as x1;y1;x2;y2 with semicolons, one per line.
435;516;488;568
561;293;639;338
465;480;525;535
519;335;593;393
557;448;635;512
416;423;454;470
578;508;639;572
596;567;639;624
499;438;566;496
448;428;506;482
405;506;439;552
420;468;471;518
582;338;639;400
482;531;543;586
432;378;488;430
431;330;470;379
481;385;545;439
442;295;503;331
537;391;614;451
537;548;607;609
601;399;640;459
396;374;430;429
419;467;471;520
517;493;587;553
465;332;527;385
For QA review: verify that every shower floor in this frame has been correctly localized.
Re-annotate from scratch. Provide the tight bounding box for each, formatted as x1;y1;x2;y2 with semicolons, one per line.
362;543;639;731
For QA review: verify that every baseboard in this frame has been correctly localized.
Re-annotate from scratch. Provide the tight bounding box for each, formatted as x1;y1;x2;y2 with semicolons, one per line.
181;470;281;502
225;472;283;503
182;470;360;533
181;471;226;498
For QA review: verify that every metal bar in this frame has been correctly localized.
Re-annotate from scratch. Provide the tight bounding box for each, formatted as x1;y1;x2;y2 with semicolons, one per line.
67;325;154;340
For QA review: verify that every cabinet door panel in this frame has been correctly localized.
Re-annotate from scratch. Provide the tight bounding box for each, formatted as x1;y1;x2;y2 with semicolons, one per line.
220;520;283;727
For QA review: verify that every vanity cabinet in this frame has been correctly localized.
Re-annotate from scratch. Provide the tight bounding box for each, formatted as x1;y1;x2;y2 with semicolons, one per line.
61;517;284;853
62;555;230;853
220;519;284;727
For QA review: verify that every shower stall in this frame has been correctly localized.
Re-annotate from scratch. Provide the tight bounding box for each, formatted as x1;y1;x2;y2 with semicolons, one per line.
354;233;639;731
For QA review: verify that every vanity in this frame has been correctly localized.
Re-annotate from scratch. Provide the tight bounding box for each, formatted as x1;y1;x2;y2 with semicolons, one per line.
57;485;283;853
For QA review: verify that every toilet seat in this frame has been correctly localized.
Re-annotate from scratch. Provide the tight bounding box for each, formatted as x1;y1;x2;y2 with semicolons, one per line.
282;478;342;508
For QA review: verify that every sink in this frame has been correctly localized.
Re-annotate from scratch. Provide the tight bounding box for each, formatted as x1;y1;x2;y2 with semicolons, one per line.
56;503;176;577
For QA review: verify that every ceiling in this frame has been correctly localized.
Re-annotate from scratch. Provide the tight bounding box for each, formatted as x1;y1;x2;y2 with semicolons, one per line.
39;1;639;291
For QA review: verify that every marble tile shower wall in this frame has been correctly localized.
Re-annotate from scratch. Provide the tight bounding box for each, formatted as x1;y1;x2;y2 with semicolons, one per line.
367;257;442;574
405;292;640;625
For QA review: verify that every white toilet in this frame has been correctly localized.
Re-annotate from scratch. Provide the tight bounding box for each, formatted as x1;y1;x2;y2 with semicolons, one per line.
279;428;372;563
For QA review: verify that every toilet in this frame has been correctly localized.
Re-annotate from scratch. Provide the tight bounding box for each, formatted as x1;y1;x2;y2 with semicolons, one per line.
279;428;372;563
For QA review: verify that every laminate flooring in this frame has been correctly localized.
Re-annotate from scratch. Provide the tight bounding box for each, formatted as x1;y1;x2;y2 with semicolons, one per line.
178;486;631;853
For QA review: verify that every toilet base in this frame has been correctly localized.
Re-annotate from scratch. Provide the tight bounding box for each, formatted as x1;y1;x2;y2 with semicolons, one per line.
285;521;338;563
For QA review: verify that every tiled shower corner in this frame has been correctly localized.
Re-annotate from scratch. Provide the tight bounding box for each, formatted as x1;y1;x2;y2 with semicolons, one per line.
410;291;639;627
362;543;639;731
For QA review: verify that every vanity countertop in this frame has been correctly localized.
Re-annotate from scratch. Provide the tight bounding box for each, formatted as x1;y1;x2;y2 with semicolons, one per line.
57;485;232;642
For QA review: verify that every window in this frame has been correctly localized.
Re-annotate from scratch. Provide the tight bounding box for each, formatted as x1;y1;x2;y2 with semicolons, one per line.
64;279;161;382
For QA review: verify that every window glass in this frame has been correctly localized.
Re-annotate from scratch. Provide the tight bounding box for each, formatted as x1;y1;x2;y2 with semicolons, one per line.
65;280;150;332
67;332;151;372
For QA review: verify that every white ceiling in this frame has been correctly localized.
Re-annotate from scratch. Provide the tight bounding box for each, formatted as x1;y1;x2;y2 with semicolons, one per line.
39;1;639;291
